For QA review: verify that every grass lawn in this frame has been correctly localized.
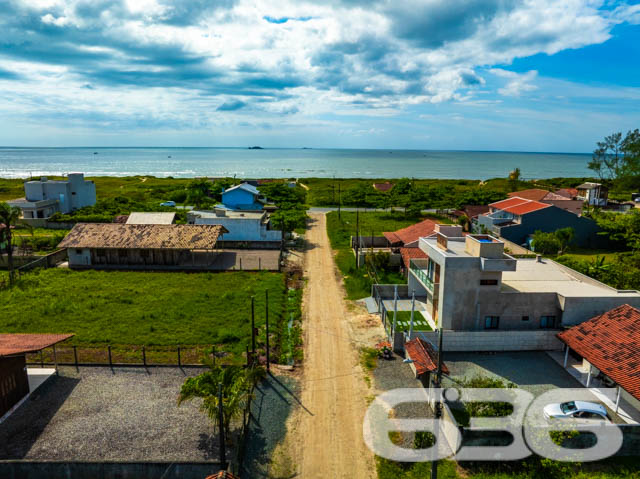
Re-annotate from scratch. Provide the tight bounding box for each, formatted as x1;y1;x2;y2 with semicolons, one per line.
555;247;619;262
0;269;287;359
391;311;432;332
326;211;449;300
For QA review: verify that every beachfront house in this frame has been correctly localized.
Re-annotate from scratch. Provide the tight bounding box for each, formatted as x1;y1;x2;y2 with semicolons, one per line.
405;227;640;347
507;188;584;215
187;207;282;248
58;223;228;270
7;174;96;220
576;182;608;206
221;183;265;210
474;196;603;248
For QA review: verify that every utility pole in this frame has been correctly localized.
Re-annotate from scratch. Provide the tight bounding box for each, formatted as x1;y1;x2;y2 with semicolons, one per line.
218;383;227;470
431;327;444;479
265;289;270;372
251;296;256;365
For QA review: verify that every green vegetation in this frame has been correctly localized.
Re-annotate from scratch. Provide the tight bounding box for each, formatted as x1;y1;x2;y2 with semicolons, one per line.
178;363;265;437
392;311;432;332
0;201;21;283
326;211;424;299
359;347;379;372
0;269;288;358
11;227;69;254
531;227;574;255
588;129;640;190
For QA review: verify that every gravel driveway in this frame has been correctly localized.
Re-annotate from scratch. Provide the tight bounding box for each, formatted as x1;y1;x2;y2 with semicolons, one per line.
0;366;224;462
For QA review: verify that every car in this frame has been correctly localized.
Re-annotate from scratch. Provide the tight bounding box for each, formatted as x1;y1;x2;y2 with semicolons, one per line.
160;201;176;207
543;400;610;421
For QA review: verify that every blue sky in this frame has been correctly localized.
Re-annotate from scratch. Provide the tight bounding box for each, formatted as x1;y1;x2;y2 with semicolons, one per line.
0;0;638;152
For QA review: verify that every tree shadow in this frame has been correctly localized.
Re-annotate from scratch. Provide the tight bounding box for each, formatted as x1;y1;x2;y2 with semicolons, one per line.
0;374;80;459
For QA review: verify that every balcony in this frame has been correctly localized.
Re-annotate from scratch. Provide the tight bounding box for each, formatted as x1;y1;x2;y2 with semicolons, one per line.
410;259;435;292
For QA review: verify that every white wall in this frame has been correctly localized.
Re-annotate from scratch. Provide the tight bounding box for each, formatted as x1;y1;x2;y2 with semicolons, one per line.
192;215;281;242
67;248;91;266
407;330;564;351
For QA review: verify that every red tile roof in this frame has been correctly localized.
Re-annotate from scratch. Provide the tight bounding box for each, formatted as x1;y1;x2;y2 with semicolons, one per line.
405;338;449;376
0;333;75;357
373;182;394;192
557;304;640;401
555;188;578;199
489;197;552;216
400;247;428;269
508;189;550;201
383;219;438;246
205;472;240;479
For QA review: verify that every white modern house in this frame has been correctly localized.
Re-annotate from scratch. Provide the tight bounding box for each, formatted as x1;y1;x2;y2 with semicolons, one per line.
187;207;282;248
576;182;608;206
7;174;96;219
406;225;640;335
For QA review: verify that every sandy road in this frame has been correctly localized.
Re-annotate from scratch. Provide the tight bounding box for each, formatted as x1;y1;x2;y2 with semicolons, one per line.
284;212;376;478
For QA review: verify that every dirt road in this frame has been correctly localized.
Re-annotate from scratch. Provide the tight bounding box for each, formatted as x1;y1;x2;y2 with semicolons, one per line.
282;212;376;478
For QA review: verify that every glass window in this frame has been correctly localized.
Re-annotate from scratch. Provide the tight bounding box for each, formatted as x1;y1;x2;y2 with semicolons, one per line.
480;279;498;286
484;316;499;329
522;316;529;321
540;315;557;328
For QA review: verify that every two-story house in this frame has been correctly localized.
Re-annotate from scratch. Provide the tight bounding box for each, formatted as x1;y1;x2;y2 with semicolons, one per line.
7;173;96;219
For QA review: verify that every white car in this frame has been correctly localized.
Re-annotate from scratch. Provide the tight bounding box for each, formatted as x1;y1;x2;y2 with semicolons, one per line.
543;400;610;421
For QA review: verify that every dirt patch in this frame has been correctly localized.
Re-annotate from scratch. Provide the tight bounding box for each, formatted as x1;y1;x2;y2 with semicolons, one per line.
276;212;379;478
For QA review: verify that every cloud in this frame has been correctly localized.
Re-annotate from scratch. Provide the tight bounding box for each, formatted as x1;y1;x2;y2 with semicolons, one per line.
490;69;538;96
0;0;636;136
216;99;247;111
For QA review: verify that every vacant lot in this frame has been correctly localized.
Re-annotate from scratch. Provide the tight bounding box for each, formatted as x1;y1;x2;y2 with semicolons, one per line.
0;269;285;356
0;367;221;462
326;211;448;299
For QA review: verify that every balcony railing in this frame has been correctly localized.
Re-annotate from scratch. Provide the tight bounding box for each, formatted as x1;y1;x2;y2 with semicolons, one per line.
410;263;434;291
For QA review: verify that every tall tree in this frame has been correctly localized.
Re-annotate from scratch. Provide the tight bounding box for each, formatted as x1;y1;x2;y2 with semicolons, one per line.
0;202;21;284
588;129;640;186
508;167;521;190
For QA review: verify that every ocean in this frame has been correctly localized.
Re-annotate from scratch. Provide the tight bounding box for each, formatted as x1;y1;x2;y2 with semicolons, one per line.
0;147;593;180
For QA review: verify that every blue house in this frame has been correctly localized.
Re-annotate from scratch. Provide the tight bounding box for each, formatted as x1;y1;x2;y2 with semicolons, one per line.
221;183;264;210
474;196;605;248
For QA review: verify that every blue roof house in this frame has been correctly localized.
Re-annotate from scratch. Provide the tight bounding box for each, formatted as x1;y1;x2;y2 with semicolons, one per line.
221;183;264;210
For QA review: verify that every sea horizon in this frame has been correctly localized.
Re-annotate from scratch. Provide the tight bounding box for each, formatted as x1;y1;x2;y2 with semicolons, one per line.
0;147;595;180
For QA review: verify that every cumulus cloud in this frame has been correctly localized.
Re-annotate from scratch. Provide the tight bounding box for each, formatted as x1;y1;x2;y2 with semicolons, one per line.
490;69;538;96
0;0;634;131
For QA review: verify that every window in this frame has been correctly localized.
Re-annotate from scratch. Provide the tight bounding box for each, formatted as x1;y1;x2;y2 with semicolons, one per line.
72;192;76;195
484;316;499;329
522;316;529;321
540;315;556;328
480;279;498;286
75;249;83;255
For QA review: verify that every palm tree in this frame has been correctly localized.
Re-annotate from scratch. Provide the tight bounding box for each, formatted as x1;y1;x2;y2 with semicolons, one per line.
0;202;21;284
178;364;264;438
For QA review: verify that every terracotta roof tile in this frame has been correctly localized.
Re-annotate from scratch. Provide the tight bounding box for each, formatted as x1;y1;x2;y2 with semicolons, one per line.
0;333;74;357
490;197;552;216
557;304;640;401
400;247;428;269
507;189;550;201
58;224;228;250
405;338;449;376
383;219;438;246
373;182;394;192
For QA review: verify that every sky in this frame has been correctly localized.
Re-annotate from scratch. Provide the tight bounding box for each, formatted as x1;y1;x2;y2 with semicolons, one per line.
0;0;639;151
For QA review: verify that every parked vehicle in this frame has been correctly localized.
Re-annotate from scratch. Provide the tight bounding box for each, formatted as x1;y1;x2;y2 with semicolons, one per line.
543;400;610;421
160;201;176;207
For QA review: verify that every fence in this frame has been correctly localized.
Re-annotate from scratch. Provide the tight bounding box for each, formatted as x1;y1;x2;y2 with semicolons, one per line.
26;344;229;368
404;330;564;352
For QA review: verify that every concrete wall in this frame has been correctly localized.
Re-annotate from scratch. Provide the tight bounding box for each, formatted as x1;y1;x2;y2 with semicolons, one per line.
23;175;96;215
559;295;640;326
498;206;605;248
407;330;564;351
